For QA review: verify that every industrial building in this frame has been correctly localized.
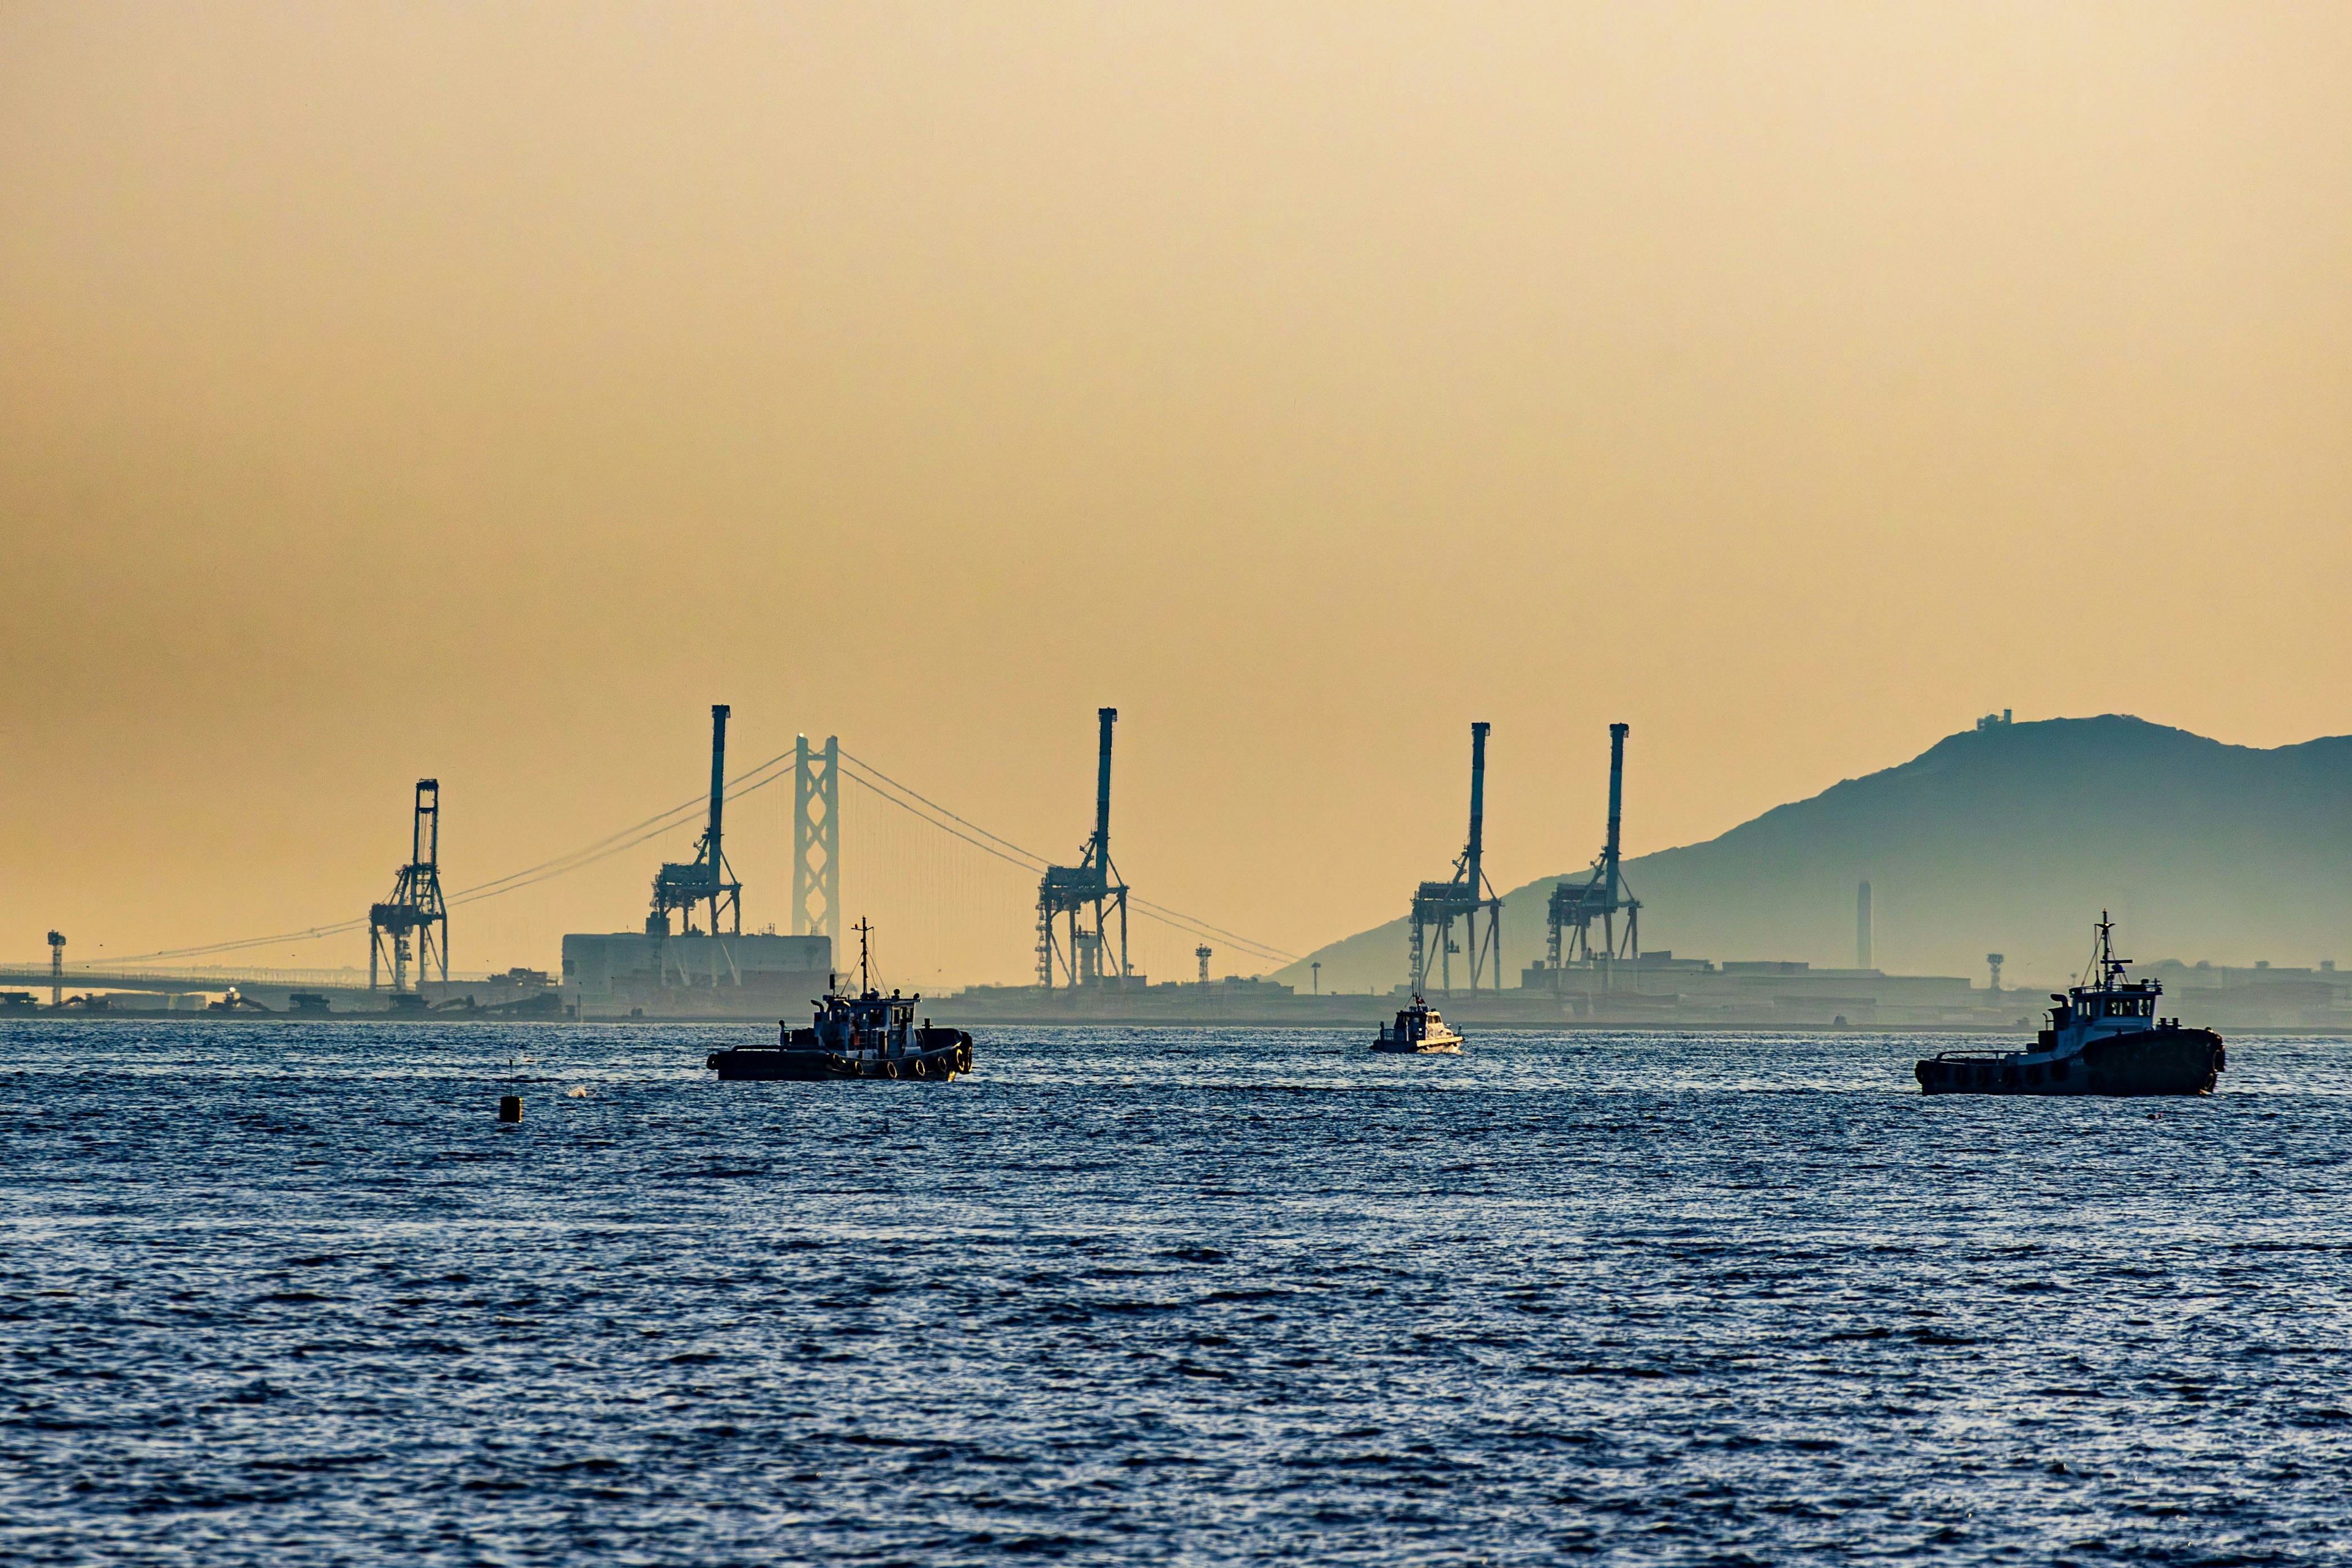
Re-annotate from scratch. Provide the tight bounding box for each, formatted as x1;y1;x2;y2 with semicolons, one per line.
558;703;832;1020
560;931;831;1019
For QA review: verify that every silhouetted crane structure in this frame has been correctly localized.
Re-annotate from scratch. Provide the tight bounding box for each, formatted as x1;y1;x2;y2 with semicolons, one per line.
1408;722;1504;996
1036;707;1129;988
650;704;742;938
1545;723;1640;987
369;780;449;994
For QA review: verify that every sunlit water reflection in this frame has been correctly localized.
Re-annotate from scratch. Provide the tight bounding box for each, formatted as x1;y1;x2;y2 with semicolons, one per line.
4;1022;2347;1563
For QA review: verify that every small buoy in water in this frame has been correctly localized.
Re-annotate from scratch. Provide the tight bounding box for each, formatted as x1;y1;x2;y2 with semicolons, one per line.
565;1085;589;1099
498;1095;522;1123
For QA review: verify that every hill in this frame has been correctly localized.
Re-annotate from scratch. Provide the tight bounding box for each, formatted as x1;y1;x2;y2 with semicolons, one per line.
1275;715;2352;993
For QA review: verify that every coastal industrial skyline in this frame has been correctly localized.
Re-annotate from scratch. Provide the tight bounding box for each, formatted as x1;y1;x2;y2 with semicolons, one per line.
6;4;2350;986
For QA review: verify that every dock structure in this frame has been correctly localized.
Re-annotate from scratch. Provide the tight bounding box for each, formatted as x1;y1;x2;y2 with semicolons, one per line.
1036;707;1131;988
369;780;449;994
1544;723;1642;989
1407;722;1505;996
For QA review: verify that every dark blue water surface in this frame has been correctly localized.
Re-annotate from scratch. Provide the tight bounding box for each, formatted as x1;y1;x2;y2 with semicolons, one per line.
3;1022;2349;1565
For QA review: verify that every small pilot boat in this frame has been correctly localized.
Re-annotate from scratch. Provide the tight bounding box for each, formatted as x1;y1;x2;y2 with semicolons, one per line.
706;921;973;1082
1371;995;1463;1054
1916;913;2223;1097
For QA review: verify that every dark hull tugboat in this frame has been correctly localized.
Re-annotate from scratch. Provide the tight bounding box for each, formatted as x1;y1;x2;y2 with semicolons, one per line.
1917;913;2223;1097
707;921;973;1083
1372;995;1463;1055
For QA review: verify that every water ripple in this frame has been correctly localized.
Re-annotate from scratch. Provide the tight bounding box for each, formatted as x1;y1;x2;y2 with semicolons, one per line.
1;1022;2347;1562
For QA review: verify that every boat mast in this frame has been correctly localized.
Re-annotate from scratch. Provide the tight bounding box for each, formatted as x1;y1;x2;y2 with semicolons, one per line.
2080;910;2130;990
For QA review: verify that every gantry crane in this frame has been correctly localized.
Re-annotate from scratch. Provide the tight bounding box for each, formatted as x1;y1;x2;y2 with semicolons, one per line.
1407;723;1504;995
369;780;449;993
1545;723;1640;987
1037;707;1129;987
649;704;743;938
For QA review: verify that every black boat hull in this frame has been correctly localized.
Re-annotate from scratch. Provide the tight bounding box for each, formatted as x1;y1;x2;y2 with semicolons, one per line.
1916;1027;2223;1097
707;1035;971;1081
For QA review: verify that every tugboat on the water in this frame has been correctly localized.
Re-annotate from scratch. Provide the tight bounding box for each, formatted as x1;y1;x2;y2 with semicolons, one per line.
706;921;973;1082
1372;995;1463;1055
1915;913;2223;1096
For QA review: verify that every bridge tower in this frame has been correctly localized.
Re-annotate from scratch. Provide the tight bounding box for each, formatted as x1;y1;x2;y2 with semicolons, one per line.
791;734;841;947
1407;723;1504;996
369;780;449;994
1036;707;1131;989
1545;723;1641;989
650;704;742;938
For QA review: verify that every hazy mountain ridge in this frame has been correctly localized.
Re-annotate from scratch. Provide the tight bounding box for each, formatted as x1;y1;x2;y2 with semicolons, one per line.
1275;716;2352;993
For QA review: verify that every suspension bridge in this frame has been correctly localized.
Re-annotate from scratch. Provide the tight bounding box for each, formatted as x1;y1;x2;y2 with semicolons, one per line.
7;731;1297;1000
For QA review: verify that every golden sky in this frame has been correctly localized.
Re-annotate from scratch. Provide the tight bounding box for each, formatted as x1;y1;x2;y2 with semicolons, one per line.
2;2;2347;982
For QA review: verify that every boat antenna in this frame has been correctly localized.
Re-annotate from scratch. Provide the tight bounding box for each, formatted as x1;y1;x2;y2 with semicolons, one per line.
856;918;873;996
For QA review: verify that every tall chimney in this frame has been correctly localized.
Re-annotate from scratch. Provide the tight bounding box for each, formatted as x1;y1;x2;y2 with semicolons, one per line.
1093;707;1118;871
1604;722;1629;902
1466;722;1491;889
1856;881;1874;970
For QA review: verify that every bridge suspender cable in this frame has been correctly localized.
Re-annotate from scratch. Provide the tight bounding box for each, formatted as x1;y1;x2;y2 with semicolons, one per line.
835;750;1297;965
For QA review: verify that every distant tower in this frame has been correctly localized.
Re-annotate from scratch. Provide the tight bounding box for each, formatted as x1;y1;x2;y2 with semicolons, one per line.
1545;723;1640;990
1408;722;1506;995
649;706;742;939
1196;944;1212;984
792;734;841;946
1311;960;1321;995
370;782;450;993
45;930;64;1008
1036;708;1130;988
1856;881;1874;970
1987;952;2005;993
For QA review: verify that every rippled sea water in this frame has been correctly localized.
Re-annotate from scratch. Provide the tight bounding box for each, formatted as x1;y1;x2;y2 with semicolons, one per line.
4;1022;2349;1565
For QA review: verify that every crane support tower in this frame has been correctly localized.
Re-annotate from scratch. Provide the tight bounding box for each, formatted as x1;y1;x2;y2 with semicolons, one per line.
1036;707;1131;989
1407;722;1505;996
791;734;841;944
1545;723;1642;988
369;780;450;994
650;704;743;938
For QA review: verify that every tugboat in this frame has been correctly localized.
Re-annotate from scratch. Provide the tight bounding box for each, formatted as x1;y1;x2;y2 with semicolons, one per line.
706;921;973;1082
1371;995;1463;1054
1915;913;2223;1096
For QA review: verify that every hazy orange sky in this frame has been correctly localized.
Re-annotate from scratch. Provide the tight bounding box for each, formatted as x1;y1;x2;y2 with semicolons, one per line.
3;2;2348;984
